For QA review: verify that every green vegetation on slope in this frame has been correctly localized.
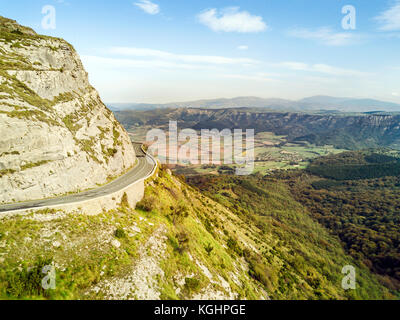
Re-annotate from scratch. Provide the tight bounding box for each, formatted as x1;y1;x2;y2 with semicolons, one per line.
274;150;400;294
307;150;400;180
0;163;394;300
0;167;267;300
188;174;392;299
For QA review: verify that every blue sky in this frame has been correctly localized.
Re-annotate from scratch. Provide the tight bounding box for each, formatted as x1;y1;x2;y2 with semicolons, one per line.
1;0;400;103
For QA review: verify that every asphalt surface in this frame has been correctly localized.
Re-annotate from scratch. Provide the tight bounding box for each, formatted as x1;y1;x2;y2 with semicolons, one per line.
0;143;156;214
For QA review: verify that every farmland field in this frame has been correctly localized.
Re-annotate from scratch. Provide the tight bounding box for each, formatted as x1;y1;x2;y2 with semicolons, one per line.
126;126;346;175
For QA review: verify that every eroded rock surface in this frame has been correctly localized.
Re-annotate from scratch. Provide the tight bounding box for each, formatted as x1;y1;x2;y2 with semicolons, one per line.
0;17;136;203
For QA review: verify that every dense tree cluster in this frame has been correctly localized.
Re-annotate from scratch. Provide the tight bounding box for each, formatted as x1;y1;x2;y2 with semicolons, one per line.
188;150;400;294
187;173;390;299
278;151;400;291
307;151;400;180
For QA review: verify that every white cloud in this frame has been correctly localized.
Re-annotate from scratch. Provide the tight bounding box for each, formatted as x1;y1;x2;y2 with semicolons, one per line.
375;1;400;31
82;55;204;70
279;62;309;71
312;64;368;76
108;47;259;65
279;61;368;77
237;45;249;50
220;73;279;82
198;7;267;33
393;92;399;96
134;0;160;15
288;27;361;46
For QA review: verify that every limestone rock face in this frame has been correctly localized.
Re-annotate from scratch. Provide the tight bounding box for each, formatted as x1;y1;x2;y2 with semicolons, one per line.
0;17;136;204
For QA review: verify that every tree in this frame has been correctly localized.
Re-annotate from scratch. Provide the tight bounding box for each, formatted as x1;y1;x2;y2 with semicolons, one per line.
169;201;189;225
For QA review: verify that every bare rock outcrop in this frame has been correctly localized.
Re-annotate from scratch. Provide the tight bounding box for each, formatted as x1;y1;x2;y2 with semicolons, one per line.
0;17;136;204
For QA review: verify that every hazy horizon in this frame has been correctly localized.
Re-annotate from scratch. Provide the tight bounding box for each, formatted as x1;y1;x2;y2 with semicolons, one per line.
105;94;400;106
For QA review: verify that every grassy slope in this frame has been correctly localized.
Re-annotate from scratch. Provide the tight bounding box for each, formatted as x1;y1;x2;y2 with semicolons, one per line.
0;167;267;300
0;166;392;299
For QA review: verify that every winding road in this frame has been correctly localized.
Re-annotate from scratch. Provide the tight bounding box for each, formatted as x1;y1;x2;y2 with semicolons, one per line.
0;143;157;214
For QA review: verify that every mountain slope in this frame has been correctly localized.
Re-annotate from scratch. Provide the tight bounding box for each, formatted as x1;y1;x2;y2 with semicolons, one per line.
0;17;136;204
187;174;393;299
0;166;391;299
0;167;268;300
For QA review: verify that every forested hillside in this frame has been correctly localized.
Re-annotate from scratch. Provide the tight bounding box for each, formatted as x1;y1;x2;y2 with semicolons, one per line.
274;151;400;293
187;174;393;299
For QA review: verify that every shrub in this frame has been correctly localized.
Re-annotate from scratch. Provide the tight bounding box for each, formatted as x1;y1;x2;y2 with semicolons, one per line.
120;192;129;208
114;228;126;239
184;277;201;293
227;237;243;256
168;202;189;225
106;148;118;157
246;255;273;291
204;243;214;256
136;195;157;212
176;231;189;253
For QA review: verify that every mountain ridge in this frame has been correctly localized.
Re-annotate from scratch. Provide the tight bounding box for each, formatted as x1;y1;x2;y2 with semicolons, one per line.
108;95;400;113
115;107;400;150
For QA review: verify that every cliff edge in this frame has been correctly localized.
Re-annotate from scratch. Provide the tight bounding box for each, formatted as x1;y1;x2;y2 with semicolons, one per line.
0;17;136;204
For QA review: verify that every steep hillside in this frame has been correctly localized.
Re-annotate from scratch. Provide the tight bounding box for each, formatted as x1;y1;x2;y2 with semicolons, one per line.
0;166;391;299
0;17;136;204
0;167;268;300
115;108;400;150
187;174;393;299
281;151;400;291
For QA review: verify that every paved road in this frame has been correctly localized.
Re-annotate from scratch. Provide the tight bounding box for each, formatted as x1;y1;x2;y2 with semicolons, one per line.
0;143;156;214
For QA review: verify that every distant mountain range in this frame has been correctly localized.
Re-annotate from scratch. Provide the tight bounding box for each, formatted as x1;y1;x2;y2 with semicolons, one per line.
108;96;400;113
115;108;400;150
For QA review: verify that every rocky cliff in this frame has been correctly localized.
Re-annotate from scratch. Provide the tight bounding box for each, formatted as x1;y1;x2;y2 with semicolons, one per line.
0;17;136;204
